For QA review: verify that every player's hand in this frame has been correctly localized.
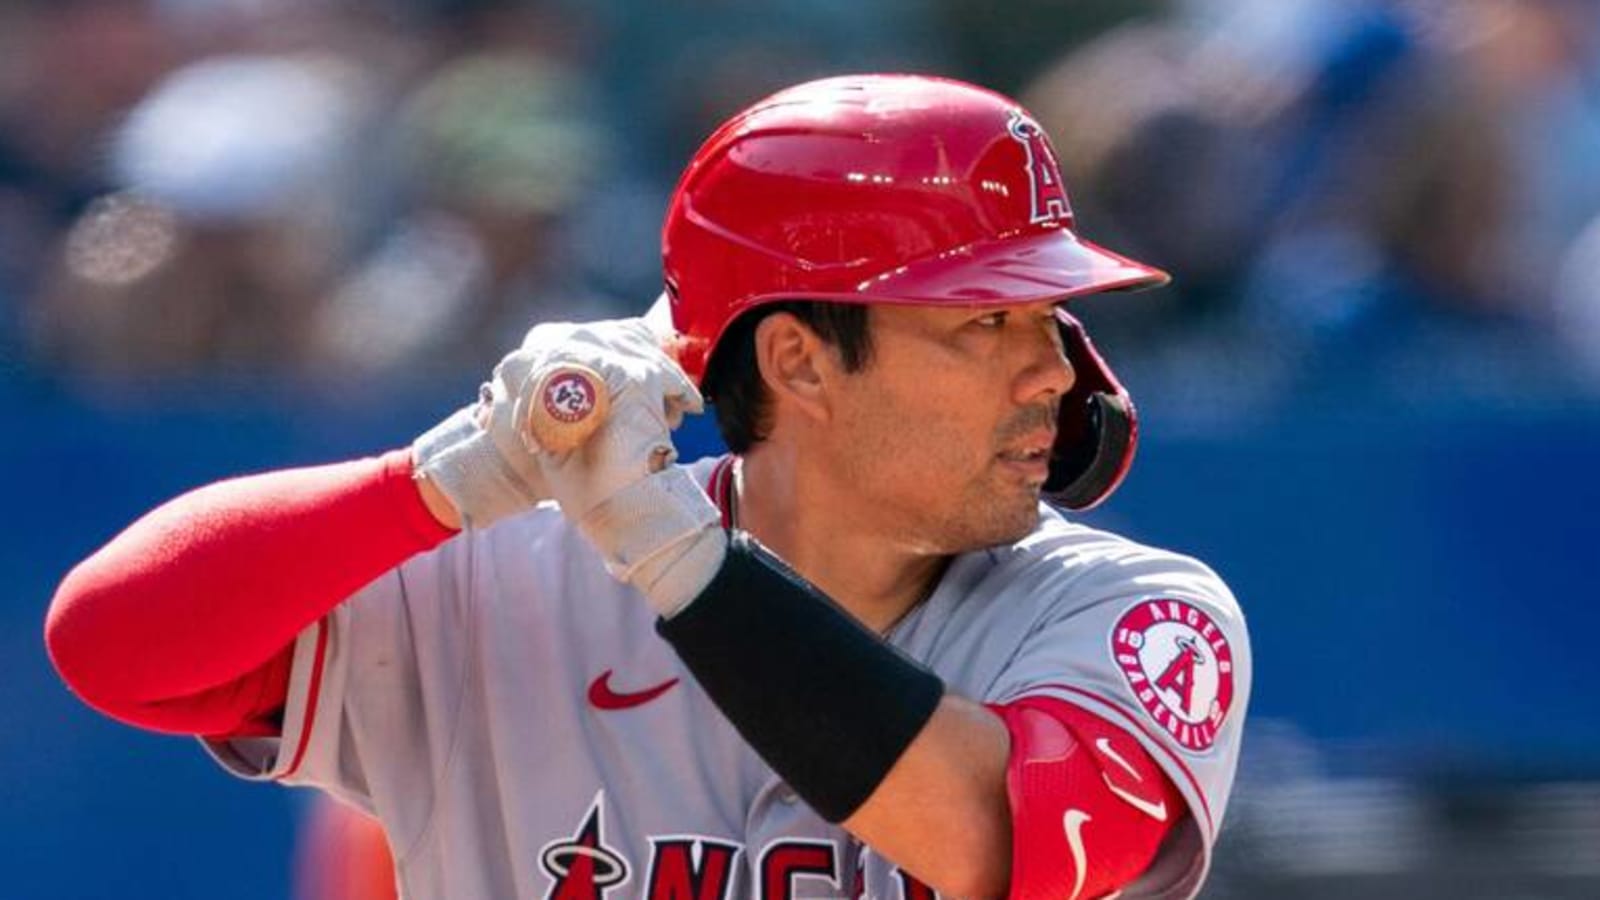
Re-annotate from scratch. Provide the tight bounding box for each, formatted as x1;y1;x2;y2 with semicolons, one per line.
529;319;725;617
411;369;550;531
412;318;697;531
522;317;702;513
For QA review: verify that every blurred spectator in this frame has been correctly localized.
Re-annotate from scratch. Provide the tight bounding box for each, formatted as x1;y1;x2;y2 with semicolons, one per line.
5;0;1598;406
26;51;382;385
936;0;1166;93
1230;0;1599;406
1555;214;1600;383
1018;11;1296;420
1450;0;1600;313
0;0;181;371
306;50;625;378
1231;3;1509;379
1021;0;1600;419
1022;16;1270;321
597;0;944;171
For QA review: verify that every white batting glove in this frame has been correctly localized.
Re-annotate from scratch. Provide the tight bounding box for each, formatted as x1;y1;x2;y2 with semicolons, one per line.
411;370;550;531
530;319;727;617
412;317;698;531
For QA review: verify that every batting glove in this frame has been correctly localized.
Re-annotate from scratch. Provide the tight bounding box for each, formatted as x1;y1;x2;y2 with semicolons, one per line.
412;318;701;532
530;319;726;617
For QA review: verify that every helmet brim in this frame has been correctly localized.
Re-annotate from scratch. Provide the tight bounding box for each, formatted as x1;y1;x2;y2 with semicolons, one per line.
853;227;1170;305
654;228;1170;385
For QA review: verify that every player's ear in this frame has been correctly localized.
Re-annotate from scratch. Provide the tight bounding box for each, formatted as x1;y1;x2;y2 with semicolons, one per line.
754;312;833;424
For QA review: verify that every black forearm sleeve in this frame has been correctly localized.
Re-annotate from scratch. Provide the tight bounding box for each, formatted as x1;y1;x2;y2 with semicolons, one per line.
655;531;945;822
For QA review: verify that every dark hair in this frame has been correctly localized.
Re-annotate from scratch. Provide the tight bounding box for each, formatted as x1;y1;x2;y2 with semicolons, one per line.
702;301;873;453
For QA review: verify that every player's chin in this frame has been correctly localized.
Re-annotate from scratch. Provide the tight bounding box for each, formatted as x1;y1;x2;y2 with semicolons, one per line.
996;495;1044;541
958;481;1043;548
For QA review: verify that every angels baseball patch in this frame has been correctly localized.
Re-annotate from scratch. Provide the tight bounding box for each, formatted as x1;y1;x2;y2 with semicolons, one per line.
1111;598;1235;752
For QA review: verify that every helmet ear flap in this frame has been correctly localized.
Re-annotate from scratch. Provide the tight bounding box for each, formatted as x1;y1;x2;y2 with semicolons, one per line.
1044;312;1138;510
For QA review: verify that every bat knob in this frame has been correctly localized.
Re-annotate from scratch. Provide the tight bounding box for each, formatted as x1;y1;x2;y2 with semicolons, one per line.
528;364;610;453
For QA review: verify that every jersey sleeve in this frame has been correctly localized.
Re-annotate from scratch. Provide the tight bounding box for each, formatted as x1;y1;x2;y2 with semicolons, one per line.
196;456;731;864
199;505;499;849
986;537;1251;900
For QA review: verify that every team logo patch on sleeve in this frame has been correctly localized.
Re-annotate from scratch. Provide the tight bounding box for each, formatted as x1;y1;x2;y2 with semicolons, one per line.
1110;598;1235;752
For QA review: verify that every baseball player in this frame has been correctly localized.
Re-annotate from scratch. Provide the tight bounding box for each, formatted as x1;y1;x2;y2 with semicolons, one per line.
46;75;1249;899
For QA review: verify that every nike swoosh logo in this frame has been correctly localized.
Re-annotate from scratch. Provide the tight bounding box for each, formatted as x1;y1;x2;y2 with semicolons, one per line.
1062;809;1092;900
588;670;680;710
1095;737;1169;822
1102;776;1169;822
1095;737;1141;780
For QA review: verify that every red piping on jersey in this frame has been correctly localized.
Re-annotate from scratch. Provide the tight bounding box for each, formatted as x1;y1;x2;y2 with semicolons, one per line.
706;455;736;529
280;618;330;780
1020;684;1217;838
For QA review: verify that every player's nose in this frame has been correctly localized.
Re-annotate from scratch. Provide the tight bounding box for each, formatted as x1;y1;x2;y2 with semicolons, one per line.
1015;317;1075;403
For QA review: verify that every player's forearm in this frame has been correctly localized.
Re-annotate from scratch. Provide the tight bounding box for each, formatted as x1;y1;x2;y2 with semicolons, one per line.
655;533;1013;897
45;449;456;728
844;694;1013;899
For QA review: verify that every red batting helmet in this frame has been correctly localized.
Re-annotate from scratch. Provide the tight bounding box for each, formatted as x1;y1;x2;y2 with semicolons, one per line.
658;74;1169;509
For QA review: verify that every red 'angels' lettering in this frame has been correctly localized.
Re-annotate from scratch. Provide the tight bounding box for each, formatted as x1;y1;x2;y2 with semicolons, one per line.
759;840;839;900
542;800;858;899
645;838;741;900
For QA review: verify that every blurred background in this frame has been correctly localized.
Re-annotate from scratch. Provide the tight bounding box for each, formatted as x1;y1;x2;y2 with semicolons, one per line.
5;0;1599;896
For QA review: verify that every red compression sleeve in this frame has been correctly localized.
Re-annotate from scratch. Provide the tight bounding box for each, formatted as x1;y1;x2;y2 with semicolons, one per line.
993;696;1186;900
45;449;456;736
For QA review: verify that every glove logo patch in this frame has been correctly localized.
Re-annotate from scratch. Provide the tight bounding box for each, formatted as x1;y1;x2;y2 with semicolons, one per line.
1110;598;1235;752
543;369;602;424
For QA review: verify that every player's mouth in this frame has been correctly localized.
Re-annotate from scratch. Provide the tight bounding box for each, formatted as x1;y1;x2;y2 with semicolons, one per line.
996;436;1054;483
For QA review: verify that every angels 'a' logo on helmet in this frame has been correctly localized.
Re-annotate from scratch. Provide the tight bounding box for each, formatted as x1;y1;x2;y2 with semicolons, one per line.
1110;598;1236;753
1006;111;1072;225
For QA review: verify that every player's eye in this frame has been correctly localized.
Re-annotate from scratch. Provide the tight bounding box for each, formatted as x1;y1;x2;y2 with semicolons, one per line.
972;311;1008;328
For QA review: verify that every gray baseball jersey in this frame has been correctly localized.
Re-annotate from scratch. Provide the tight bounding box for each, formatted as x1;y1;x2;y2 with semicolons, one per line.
205;455;1249;899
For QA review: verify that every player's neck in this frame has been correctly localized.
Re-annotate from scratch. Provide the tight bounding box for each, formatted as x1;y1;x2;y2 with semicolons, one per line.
733;451;948;634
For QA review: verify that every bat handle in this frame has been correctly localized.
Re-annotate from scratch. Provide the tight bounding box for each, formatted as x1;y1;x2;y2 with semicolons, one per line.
526;364;611;453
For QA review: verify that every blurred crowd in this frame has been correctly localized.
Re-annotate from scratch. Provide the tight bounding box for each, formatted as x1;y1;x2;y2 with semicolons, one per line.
1030;0;1600;421
2;0;1598;420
